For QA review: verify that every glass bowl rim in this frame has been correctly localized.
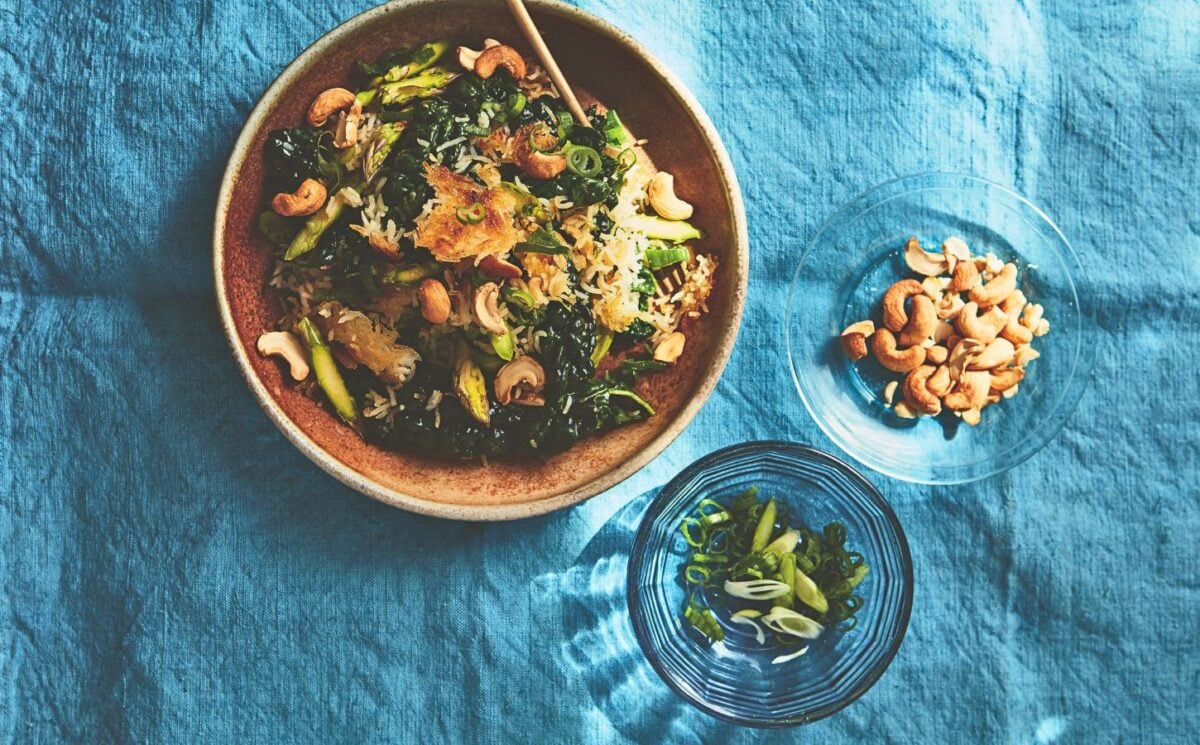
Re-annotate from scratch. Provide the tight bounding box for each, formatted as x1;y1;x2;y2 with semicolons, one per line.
785;172;1095;484
626;440;915;728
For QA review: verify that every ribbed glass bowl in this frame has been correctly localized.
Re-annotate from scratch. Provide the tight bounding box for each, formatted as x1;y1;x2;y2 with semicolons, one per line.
787;173;1095;483
627;441;913;727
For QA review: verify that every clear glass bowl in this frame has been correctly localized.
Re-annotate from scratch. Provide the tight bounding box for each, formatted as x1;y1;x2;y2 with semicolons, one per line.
626;441;913;728
787;173;1095;484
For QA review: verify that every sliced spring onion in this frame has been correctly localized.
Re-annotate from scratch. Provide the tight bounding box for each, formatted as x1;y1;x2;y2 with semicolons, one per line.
681;517;706;547
604;109;628;147
528;123;559;154
684;565;711;585
555;110;574;139
764;529;801;557
847;563;870;590
762;607;824;640
684;601;724;642
608;388;655;416
455;203;486;224
565;145;602;177
778;552;797;609
506;92;526;116
771;646;809;665
590;331;613;366
751;499;778;552
723;579;791;601
730;610;766;645
644;246;690;270
793;566;830;615
615;148;637;174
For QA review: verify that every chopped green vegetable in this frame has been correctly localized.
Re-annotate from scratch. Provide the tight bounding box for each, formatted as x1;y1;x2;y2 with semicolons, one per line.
684;600;724;643
565;145;602;177
456;203;486;224
644;245;690;270
590;331;614;366
298;317;358;427
382;263;442;285
515;225;569;255
603;110;629;147
623;214;701;243
751;499;778;552
284;195;345;261
490;329;515;361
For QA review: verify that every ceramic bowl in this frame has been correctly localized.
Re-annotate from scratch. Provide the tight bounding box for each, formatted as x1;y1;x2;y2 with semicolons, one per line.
213;0;748;520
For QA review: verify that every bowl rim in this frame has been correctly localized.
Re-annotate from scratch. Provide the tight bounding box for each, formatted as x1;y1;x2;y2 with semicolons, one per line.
785;172;1094;485
626;440;914;728
212;0;749;521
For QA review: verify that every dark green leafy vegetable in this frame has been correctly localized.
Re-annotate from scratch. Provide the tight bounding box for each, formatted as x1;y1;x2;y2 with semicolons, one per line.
515;225;569;255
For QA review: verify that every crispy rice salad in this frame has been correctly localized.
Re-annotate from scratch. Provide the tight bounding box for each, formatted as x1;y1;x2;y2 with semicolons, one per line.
254;40;717;459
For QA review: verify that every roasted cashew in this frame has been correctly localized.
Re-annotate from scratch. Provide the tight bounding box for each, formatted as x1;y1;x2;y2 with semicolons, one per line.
307;87;357;127
967;337;1016;370
943;370;991;412
511;123;567;180
474;44;527;80
456;38;501;70
418;279;452;324
969;263;1017;307
332;99;364;149
1014;344;1040;367
881;279;925;332
647;172;694;221
257;330;310;381
927;344;949;365
903;237;947;276
840;321;874;360
947;258;981;293
943;236;971;270
870;328;926;372
1021;303;1045;330
883;380;899;405
961;407;982;426
927;365;953;396
654;332;687;363
1000;290;1033;344
954;301;1007;343
479;255;523;279
898;295;938;347
272;178;327;217
892;400;918;419
902;365;942;415
932;320;955;343
473;282;506;335
936;292;965;320
990;366;1025;393
495;356;546;406
946;338;984;382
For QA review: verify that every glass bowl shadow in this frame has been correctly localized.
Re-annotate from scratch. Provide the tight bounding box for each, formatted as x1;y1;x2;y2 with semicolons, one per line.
626;441;913;728
787;173;1095;484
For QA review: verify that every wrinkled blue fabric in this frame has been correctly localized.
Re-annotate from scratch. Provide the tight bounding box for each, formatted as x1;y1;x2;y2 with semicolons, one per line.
2;0;1198;742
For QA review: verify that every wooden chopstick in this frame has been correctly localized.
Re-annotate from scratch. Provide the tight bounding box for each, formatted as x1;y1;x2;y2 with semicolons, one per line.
503;0;592;127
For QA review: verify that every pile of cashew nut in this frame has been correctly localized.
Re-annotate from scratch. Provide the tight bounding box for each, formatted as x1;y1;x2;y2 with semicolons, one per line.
840;236;1049;425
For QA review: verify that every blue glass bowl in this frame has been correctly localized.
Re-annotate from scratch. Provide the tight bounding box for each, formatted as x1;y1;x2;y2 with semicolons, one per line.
627;441;913;727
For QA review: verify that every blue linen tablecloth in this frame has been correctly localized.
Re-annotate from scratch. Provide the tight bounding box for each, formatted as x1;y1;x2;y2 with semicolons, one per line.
3;0;1198;742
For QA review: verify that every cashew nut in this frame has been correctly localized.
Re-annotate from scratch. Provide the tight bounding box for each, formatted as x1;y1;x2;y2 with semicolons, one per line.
902;365;942;415
921;276;948;300
932;320;955;343
511;123;567;180
418;279;452;324
870;328;927;372
1014;345;1040;367
892;400;918;419
840;320;875;361
495;356;546;406
883;380;899;405
1000;290;1033;345
943;370;991;412
927;365;953;397
474;44;527;80
272;178;327;217
1002;384;1021;399
479;255;523;279
368;232;401;259
943;236;971;270
307;87;357;127
946;338;984;382
898;294;938;347
647;172;694;221
967;337;1016;370
990;366;1025;393
969;263;1017;307
903;237;947;276
1021;302;1045;330
473;282;506;335
881;279;925;332
456;38;501;70
654;332;687;363
954;302;1007;343
947;258;981;293
927;345;949;365
1034;318;1050;336
960;407;982;426
257;331;310;381
936;292;965;320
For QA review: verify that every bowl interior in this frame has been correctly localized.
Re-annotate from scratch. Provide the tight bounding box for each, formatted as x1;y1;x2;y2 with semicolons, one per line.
788;174;1093;484
627;442;913;727
215;0;746;517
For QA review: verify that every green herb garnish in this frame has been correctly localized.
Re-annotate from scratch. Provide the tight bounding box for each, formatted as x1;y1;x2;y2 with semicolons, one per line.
678;487;871;655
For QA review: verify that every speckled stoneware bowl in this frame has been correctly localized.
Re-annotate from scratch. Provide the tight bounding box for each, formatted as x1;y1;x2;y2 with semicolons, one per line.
213;0;748;520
